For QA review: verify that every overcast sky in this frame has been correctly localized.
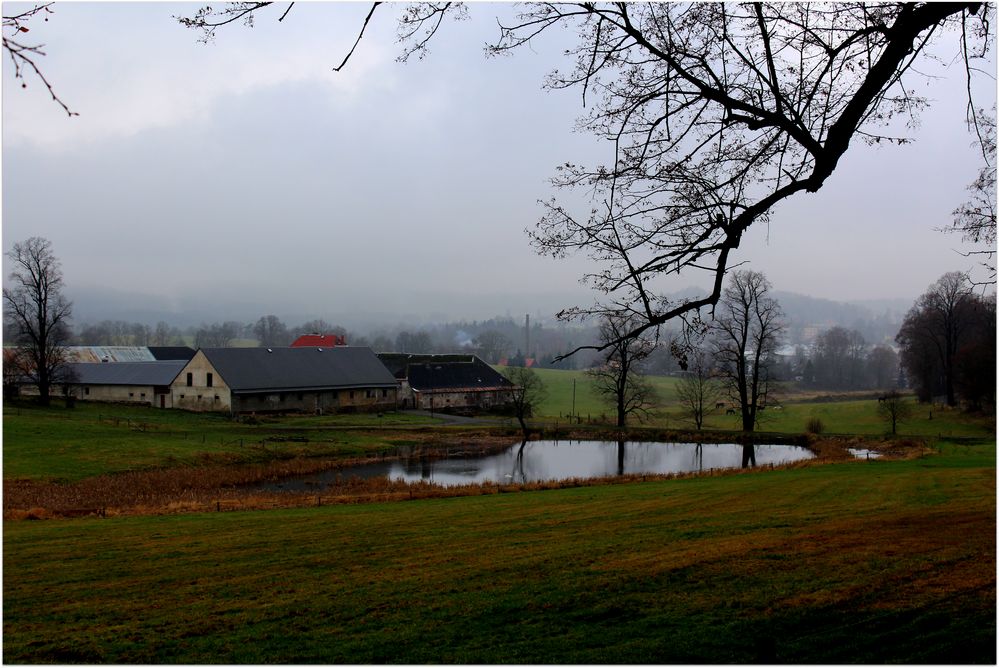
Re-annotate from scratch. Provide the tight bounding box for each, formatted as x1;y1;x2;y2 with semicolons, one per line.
2;3;996;326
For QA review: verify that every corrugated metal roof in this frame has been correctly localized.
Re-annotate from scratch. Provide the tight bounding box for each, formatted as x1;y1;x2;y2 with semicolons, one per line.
69;361;187;386
201;346;397;393
64;346;156;363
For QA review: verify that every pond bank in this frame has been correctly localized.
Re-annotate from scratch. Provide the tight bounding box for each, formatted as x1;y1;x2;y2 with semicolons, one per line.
3;429;924;520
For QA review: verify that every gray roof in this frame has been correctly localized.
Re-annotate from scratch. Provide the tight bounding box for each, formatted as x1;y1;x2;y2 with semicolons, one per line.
69;361;187;386
200;346;398;393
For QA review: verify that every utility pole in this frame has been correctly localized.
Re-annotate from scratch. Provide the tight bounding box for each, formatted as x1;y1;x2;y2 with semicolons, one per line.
572;378;576;419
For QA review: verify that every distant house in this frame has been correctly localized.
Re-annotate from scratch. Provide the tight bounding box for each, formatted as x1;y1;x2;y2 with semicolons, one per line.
44;361;187;407
171;346;397;414
378;353;515;412
291;334;347;348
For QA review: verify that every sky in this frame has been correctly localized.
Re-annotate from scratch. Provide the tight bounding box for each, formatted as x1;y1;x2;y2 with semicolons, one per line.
2;2;996;327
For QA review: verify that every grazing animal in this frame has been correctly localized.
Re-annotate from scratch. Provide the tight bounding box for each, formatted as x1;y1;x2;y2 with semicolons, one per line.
725;408;736;415
715;402;725;409
877;395;887;403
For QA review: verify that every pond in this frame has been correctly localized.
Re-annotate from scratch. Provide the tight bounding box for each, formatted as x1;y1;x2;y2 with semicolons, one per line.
256;440;816;491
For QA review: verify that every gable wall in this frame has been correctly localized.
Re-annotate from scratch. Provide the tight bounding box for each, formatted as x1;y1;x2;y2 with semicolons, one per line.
170;352;232;412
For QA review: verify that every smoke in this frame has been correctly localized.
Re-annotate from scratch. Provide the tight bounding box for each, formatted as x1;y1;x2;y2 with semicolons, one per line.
454;329;474;348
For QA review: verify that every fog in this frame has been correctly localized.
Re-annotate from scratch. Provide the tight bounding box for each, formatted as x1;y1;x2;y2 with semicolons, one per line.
3;3;995;326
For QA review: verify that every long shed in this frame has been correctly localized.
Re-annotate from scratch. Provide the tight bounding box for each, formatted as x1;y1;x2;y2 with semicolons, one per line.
67;361;187;407
171;346;398;413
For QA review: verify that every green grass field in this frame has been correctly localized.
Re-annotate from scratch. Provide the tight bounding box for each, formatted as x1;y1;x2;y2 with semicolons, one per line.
4;440;994;663
3;381;995;663
2;401;442;481
528;367;992;438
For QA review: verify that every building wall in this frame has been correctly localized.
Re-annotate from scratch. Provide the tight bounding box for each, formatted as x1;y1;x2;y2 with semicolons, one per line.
170;352;232;412
413;389;514;411
21;382;168;407
232;387;397;414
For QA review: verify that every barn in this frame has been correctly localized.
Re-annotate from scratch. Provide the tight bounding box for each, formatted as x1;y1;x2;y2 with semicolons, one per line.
171;346;398;414
67;361;188;407
378;353;515;412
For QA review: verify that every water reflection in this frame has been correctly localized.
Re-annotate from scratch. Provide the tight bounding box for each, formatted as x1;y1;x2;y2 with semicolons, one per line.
257;440;815;491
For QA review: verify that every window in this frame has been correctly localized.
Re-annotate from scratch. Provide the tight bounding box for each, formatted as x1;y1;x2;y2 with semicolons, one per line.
366;389;375;399
140;393;146;399
197;395;202;400
349;391;355;399
180;394;185;399
382;389;388;398
84;387;90;396
207;373;213;388
129;393;134;398
186;372;193;387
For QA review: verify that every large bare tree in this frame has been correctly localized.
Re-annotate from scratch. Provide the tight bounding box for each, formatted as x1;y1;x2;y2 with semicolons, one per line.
177;2;991;356
3;237;74;406
709;270;785;433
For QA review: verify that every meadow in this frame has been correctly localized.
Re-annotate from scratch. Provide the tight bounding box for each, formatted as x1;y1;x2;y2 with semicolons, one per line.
3;369;995;663
4;440;994;663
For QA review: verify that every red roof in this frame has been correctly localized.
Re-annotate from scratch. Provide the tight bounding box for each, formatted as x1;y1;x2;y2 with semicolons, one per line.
290;334;346;348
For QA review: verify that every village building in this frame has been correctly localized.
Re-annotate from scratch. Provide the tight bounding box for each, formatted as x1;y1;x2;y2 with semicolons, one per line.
172;346;397;414
377;353;515;412
30;360;187;407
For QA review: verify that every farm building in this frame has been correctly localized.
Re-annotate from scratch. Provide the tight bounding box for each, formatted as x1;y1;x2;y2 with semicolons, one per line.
172;346;397;414
67;361;188;407
378;353;515;412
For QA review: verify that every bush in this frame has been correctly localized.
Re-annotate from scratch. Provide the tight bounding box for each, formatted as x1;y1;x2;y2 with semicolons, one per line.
805;417;825;434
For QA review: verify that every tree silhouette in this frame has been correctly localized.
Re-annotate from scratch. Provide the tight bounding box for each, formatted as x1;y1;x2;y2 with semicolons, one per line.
178;2;992;351
3;237;74;405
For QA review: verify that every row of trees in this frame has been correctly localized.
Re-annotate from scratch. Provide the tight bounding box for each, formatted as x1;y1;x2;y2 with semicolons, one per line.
897;272;995;410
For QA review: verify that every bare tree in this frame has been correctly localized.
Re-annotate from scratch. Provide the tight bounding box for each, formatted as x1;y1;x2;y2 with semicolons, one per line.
473;330;512;364
3;3;77;116
254;314;291;347
896;272;978;407
945;107;997;282
178;3;991;353
194;321;241;348
675;348;723;430
877;390;913;435
501;365;547;436
3;237;74;405
587;313;659;427
709;270;785;433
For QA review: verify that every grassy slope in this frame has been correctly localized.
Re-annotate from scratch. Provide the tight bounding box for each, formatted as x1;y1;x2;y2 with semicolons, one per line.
4;441;994;663
2;402;441;481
